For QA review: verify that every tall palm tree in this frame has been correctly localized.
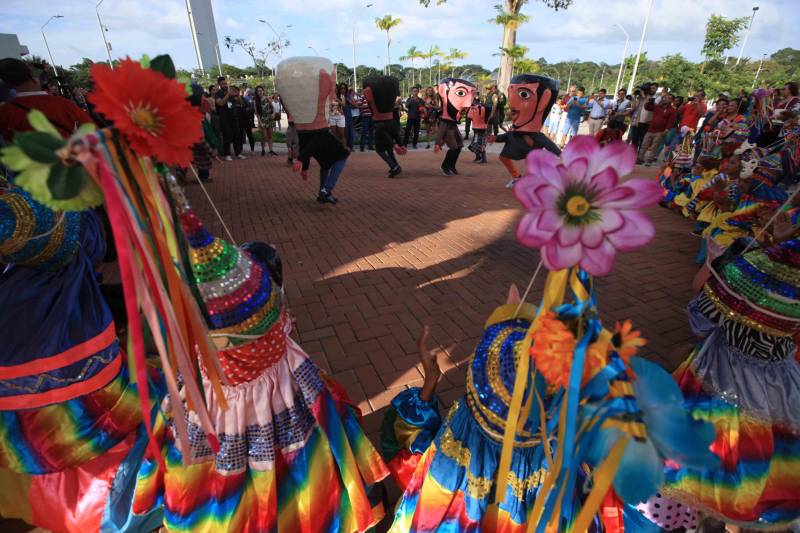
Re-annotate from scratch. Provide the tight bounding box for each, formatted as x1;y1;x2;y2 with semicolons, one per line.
444;48;468;77
375;15;402;75
490;3;530;91
423;45;441;86
400;45;420;86
497;44;528;77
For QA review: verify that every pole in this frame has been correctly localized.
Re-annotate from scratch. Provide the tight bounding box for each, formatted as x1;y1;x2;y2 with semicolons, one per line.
566;63;573;89
95;1;113;68
599;66;606;90
736;6;759;66
752;53;766;89
185;0;203;73
215;43;223;77
41;16;62;77
613;23;629;94
627;0;654;95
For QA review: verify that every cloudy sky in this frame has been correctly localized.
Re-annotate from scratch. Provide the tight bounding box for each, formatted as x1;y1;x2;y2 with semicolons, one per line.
3;0;797;73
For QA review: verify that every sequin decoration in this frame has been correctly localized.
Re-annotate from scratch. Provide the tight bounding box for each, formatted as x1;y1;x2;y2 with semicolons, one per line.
217;313;288;386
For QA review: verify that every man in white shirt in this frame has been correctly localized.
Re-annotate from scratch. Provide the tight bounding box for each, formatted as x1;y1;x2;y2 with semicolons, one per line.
587;89;611;135
610;88;632;121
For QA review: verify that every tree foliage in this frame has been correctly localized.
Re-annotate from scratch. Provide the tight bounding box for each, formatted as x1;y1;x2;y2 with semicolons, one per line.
701;14;749;62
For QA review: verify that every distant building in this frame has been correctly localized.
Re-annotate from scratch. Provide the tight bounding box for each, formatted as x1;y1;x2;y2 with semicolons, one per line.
186;0;221;75
0;34;29;60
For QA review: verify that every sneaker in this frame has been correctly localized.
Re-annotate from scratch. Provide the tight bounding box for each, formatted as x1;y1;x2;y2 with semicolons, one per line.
224;155;233;161
441;167;454;176
389;165;402;178
450;167;459;175
236;155;247;160
269;150;278;156
287;157;293;166
505;178;518;189
323;194;338;205
261;149;266;156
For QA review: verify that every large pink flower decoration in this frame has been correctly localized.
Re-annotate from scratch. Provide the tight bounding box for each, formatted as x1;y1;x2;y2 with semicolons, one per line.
514;136;661;276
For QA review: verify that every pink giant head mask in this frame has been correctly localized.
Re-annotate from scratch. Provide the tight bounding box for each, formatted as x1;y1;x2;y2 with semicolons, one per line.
437;78;477;122
275;56;336;131
507;74;559;133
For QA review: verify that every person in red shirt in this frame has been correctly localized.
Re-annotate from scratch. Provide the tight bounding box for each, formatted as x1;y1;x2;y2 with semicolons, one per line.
678;89;707;132
638;93;677;165
0;58;92;143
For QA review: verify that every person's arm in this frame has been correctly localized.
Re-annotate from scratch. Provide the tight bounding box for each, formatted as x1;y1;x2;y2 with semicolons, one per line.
644;100;655;111
215;91;229;107
296;134;316;171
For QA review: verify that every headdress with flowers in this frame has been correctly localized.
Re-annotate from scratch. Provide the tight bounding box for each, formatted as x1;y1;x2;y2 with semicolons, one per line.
489;136;718;532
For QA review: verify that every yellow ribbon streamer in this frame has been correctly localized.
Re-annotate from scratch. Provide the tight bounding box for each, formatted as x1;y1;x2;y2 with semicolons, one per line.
567;437;628;533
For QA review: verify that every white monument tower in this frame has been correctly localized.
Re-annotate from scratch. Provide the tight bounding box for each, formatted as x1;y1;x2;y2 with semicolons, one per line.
185;0;222;75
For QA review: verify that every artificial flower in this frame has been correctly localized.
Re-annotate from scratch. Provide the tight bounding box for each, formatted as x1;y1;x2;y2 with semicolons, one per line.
530;312;576;389
88;58;202;167
514;136;662;276
611;320;647;364
0;110;102;211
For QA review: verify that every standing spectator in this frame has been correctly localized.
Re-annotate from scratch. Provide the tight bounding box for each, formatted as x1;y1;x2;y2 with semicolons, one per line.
635;83;659;150
775;82;800;114
226;85;247;159
638;93;677;165
346;87;359;147
329;83;347;146
493;87;507;133
254;85;278;156
610;88;632;123
560;85;587;147
422;86;439;148
0;58;92;142
44;82;59;96
464;90;479;140
285;110;299;166
627;88;645;148
586;88;611;135
358;89;374;151
233;86;255;154
403;86;424;148
214;76;239;160
678;89;707;133
270;94;283;131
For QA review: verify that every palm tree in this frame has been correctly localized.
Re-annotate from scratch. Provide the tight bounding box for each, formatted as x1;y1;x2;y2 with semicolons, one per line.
422;45;441;86
444;48;468;77
489;3;530;91
400;45;420;86
375;15;402;75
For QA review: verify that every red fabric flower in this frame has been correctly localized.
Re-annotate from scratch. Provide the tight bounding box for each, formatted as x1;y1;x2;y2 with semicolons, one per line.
88;58;201;166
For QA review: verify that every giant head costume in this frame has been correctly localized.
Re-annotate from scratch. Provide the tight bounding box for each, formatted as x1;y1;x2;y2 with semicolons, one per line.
275;57;336;131
362;75;399;122
437;77;477;122
506;74;559;133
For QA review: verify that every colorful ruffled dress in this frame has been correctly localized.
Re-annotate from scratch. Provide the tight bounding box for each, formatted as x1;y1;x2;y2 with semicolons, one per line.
0;188;163;532
650;239;800;529
383;303;561;533
134;207;389;532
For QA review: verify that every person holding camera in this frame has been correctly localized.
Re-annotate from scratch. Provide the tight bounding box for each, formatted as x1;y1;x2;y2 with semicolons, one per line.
587;88;611;135
559;85;587;147
638;93;677;165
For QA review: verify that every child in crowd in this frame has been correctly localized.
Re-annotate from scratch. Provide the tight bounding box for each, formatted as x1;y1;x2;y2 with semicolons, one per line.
594;117;627;146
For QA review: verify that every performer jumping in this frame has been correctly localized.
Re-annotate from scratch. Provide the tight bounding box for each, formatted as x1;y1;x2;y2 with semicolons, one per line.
434;77;477;176
489;74;561;188
362;75;407;178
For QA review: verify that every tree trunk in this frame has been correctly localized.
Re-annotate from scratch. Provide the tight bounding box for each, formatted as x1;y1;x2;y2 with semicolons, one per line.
386;35;391;75
498;24;516;93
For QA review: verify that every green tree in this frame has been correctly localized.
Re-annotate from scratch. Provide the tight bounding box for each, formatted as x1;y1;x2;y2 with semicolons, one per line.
444;48;468;77
375;15;402;75
701;14;749;72
422;45;442;85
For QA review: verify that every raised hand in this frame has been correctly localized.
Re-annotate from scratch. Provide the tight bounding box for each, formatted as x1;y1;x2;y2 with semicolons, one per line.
418;325;441;402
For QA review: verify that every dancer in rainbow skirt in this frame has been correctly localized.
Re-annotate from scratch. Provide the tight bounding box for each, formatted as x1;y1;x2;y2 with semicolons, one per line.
133;181;389;533
639;237;800;530
0;187;163;532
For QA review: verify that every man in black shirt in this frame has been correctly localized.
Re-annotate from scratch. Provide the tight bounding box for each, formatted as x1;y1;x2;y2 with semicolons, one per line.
403;86;424;149
214;76;240;160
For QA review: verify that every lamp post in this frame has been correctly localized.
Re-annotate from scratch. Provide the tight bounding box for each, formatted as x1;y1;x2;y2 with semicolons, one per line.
41;15;63;77
613;23;629;94
95;0;113;68
752;53;767;89
627;0;654;95
351;3;374;89
736;6;759;66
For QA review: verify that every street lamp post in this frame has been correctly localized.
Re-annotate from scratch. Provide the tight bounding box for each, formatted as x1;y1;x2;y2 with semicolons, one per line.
627;0;654;95
736;6;759;66
613;23;630;94
752;53;767;89
351;4;374;90
96;0;113;68
41;15;63;77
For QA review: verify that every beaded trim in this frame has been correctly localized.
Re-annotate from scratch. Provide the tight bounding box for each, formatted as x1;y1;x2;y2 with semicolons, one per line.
213;289;281;336
724;260;800;318
438;426;546;500
0;193;33;256
704;282;795;337
746;252;800;292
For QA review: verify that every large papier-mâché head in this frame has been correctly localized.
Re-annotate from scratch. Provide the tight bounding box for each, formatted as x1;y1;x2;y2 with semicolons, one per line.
275;56;336;131
507;74;559;133
362;75;400;121
437;77;477;122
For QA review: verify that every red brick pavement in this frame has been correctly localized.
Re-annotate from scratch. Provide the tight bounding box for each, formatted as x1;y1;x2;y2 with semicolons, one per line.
184;147;700;434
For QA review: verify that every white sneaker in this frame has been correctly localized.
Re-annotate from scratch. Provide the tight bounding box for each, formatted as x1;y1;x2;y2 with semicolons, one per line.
236;155;247;160
505;178;518;189
224;156;233;161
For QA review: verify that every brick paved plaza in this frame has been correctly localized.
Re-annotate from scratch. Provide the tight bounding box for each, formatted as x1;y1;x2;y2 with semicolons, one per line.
185;146;700;441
